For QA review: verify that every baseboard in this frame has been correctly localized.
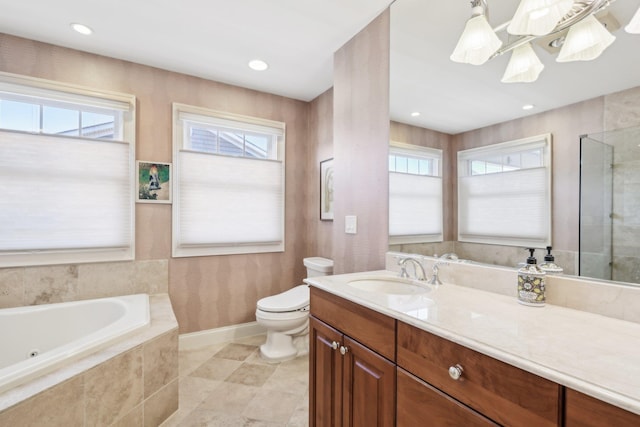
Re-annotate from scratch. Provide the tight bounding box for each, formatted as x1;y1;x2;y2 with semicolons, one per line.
179;321;266;350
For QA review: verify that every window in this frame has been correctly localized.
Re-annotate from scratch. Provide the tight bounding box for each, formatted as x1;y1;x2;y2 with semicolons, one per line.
172;104;285;257
389;142;443;244
0;72;135;267
457;134;552;247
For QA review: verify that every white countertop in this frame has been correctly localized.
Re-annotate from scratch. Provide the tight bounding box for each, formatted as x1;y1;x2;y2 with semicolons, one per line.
305;270;640;416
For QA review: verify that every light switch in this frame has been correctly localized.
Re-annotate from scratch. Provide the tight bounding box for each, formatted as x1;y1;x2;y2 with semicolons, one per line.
345;215;357;234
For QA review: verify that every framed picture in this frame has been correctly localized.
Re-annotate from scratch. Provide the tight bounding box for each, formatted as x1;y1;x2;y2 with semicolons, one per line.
320;158;334;221
137;161;172;203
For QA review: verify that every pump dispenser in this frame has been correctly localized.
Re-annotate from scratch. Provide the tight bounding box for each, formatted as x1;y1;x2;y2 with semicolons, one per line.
540;246;563;273
517;248;546;306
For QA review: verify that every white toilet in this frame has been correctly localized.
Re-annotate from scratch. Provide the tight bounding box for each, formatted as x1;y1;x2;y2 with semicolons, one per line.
255;257;333;362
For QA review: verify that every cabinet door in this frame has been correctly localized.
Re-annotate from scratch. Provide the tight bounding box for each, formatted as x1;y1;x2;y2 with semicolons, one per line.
565;388;640;427
310;316;343;427
397;368;499;427
342;336;395;427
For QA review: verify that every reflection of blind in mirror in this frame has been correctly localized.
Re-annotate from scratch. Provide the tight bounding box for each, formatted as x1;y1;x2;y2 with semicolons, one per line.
389;143;443;243
457;134;551;247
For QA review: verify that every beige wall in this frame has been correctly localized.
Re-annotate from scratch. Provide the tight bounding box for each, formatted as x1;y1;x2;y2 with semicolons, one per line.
332;9;391;274
307;89;334;259
0;34;311;333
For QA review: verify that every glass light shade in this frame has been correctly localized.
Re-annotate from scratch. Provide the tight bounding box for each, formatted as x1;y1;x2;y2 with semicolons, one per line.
450;14;503;65
557;14;616;62
501;43;544;83
625;7;640;34
508;0;574;36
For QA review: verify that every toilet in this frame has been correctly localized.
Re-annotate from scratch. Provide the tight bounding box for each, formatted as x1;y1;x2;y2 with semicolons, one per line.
256;257;333;362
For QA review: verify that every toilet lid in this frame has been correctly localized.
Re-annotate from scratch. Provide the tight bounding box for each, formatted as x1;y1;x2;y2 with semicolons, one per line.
257;285;310;312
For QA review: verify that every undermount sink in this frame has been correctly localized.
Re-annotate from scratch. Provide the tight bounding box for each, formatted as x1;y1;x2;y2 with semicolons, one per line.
346;276;431;295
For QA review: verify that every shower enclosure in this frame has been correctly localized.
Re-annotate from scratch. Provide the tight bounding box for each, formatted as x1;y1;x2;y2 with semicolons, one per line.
579;126;640;284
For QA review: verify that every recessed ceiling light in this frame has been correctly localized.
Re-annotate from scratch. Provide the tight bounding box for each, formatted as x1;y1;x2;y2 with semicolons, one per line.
248;59;269;71
522;104;535;110
70;23;93;35
411;112;421;117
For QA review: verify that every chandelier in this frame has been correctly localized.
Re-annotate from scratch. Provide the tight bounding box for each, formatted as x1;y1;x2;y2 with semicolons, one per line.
450;0;640;83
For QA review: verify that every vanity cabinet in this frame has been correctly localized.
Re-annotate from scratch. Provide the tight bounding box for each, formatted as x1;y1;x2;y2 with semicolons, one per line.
309;287;396;427
565;388;640;426
397;321;561;427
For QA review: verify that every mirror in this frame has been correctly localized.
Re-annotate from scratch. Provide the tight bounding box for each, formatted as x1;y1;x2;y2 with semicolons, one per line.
389;0;640;286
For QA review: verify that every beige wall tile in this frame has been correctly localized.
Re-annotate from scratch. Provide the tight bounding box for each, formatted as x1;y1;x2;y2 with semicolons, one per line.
135;260;169;295
144;378;178;427
23;265;78;305
0;268;24;309
144;329;178;398
77;261;136;300
85;347;144;426
0;376;83;426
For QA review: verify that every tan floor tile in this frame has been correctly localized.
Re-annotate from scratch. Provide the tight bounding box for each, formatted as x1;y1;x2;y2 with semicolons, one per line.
179;376;223;411
197;382;260;414
213;343;258;361
262;365;308;395
243;389;303;423
286;392;309;427
189;357;243;381
179;344;226;378
225;363;277;387
234;334;267;347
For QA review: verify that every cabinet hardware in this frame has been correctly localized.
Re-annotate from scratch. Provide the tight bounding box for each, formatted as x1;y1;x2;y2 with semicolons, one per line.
332;341;340;350
340;345;349;355
448;364;464;380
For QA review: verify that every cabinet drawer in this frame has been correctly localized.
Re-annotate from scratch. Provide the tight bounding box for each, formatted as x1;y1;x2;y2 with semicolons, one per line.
565;388;640;426
397;321;560;427
310;287;396;361
397;368;498;427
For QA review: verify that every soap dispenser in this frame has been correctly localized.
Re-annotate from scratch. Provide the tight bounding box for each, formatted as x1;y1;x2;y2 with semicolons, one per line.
540;246;563;274
517;248;546;307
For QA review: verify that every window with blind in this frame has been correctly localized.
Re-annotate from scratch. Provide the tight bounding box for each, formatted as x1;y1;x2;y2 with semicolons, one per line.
0;72;136;267
172;104;285;257
457;134;552;247
389;142;443;244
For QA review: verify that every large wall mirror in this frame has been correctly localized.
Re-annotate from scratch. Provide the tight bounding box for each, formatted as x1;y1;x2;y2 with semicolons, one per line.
389;0;640;287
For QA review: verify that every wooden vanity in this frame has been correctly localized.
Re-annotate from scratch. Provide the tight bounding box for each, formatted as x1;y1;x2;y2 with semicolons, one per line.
308;286;640;427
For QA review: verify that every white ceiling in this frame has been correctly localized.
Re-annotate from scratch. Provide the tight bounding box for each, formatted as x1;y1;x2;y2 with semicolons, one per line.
0;0;638;135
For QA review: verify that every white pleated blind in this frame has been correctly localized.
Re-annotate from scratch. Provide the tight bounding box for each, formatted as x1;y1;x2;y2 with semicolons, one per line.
0;131;131;251
177;152;283;247
389;172;442;239
457;134;551;247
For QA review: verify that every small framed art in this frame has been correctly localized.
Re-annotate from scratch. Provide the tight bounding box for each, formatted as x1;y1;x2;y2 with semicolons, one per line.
137;161;172;203
320;158;334;221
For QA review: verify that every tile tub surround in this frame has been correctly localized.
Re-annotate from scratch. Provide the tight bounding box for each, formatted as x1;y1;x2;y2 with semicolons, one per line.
0;259;169;309
305;268;640;416
0;294;178;426
386;252;640;324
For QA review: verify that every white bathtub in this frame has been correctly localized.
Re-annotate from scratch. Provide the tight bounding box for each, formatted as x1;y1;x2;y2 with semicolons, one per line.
0;294;149;394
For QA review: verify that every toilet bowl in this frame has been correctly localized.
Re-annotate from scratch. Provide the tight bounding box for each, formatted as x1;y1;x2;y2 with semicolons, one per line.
256;257;333;362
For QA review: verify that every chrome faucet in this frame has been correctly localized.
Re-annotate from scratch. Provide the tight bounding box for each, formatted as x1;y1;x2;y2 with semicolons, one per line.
439;253;459;261
397;257;427;281
427;261;449;285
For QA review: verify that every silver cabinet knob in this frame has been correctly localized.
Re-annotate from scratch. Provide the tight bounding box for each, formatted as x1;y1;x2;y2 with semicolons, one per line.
448;364;464;380
331;341;339;350
340;346;349;355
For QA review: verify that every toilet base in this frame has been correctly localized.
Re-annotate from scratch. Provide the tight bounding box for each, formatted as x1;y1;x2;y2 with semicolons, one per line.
260;330;309;363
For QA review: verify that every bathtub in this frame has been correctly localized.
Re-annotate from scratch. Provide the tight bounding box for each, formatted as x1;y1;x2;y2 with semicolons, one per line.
0;294;149;394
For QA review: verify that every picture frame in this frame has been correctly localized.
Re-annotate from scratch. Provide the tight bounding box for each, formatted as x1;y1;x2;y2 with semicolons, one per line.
320;158;334;221
137;161;172;204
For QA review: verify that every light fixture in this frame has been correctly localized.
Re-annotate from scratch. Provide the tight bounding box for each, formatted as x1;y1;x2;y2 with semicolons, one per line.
411;112;421;117
501;43;544;83
557;14;615;62
450;0;619;83
507;0;574;36
70;23;92;35
625;7;640;34
522;104;535;110
248;59;268;71
450;0;503;65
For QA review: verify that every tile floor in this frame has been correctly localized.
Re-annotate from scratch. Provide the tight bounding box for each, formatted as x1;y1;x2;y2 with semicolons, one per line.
161;335;309;426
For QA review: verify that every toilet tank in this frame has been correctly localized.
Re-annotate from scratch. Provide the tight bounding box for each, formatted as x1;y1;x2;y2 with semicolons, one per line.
303;257;333;277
